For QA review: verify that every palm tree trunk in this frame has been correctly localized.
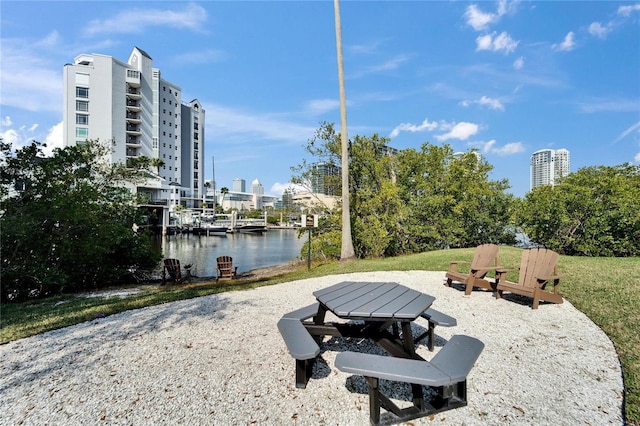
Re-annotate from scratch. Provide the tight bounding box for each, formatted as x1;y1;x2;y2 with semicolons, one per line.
334;0;356;262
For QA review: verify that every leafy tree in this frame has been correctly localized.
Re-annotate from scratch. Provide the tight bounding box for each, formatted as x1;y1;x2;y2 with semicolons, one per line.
0;140;162;302
291;124;515;259
394;144;516;251
516;164;640;256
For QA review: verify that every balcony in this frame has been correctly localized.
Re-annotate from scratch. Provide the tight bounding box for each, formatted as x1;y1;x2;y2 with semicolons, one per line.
126;100;141;112
126;88;142;100
126;112;141;123
126;125;141;135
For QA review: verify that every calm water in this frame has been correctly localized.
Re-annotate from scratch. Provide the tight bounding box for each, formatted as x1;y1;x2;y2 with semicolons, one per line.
153;229;306;277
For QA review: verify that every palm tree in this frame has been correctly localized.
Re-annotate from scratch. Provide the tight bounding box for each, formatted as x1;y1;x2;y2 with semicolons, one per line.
150;157;165;175
220;187;229;212
334;0;356;262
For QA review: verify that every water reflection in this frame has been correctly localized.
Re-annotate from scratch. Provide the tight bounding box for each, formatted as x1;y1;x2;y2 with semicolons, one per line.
152;229;305;277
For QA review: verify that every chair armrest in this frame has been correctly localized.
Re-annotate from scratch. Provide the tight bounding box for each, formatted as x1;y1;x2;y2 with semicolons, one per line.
449;260;471;265
536;274;562;281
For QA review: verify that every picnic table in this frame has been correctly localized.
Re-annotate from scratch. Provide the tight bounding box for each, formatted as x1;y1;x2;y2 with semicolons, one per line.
277;281;484;425
307;281;435;359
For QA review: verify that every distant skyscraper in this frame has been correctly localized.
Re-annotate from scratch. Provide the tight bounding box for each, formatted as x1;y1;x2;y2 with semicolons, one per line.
233;178;246;193
311;162;340;195
251;179;264;195
530;148;570;190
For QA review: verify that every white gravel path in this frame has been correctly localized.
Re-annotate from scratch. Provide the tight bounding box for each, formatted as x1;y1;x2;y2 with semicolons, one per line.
0;271;624;425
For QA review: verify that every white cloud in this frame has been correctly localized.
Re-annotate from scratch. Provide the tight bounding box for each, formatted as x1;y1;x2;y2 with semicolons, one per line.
612;121;640;144
588;22;611;39
513;56;525;69
1;37;64;113
435;122;479;142
350;54;413;78
42;122;64;156
464;0;516;31
474;140;525;156
390;118;440;138
475;32;519;53
465;4;499;31
0;118;63;156
203;102;316;145
83;3;208;36
635;152;640;163
306;99;340;115
553;32;576;52
492;141;526;155
461;96;505;111
270;182;306;196
618;4;640;17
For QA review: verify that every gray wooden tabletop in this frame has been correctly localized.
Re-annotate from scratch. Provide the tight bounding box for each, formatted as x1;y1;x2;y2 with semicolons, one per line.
313;281;435;320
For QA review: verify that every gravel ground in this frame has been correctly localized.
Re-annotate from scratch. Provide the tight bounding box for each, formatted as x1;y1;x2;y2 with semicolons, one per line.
0;271;624;425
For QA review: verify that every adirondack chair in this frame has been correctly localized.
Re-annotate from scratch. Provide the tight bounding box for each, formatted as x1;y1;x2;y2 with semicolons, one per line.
445;243;500;295
495;248;563;309
162;258;187;285
216;256;238;282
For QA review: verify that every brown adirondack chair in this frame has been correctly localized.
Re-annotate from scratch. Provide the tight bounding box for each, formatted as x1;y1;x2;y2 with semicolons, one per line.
495;248;563;309
162;258;186;285
216;256;238;282
445;243;500;295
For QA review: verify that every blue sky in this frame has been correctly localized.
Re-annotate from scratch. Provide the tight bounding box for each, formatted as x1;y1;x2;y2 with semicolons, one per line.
1;1;639;198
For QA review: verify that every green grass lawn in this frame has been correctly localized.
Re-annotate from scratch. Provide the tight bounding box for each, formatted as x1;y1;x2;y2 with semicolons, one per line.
1;246;638;424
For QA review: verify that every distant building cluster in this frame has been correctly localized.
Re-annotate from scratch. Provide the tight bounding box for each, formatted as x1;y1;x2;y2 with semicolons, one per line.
530;149;570;190
59;45;571;225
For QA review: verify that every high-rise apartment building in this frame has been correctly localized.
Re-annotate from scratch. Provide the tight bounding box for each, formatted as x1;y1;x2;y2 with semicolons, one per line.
62;47;205;227
311;162;340;195
530;148;570;190
232;178;246;193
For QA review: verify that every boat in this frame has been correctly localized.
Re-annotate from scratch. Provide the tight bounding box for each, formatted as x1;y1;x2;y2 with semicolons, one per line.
206;224;229;236
236;224;268;234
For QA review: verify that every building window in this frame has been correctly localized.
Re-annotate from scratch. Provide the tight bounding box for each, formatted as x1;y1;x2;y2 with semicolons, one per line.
152;138;158;149
169;111;172;116
163;131;166;136
163;109;166;114
163;98;166;103
175;135;178;140
163;86;166;91
76;114;88;125
76;87;89;98
163;120;166;125
76;127;88;138
76;100;89;111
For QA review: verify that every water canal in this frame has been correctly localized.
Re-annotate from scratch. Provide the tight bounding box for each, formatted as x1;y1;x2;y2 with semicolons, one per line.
153;229;306;278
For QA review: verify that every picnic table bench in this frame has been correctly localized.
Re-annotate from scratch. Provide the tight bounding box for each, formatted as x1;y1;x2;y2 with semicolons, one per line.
335;334;484;425
277;303;322;388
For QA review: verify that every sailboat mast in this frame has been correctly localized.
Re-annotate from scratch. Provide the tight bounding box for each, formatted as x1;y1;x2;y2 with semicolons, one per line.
212;156;216;209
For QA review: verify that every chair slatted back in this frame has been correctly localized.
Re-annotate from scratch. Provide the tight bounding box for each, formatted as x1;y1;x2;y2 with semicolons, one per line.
518;248;559;288
164;258;182;282
217;256;235;277
470;244;499;278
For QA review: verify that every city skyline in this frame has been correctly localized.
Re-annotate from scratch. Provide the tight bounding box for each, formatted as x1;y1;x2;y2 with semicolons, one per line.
1;1;639;198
